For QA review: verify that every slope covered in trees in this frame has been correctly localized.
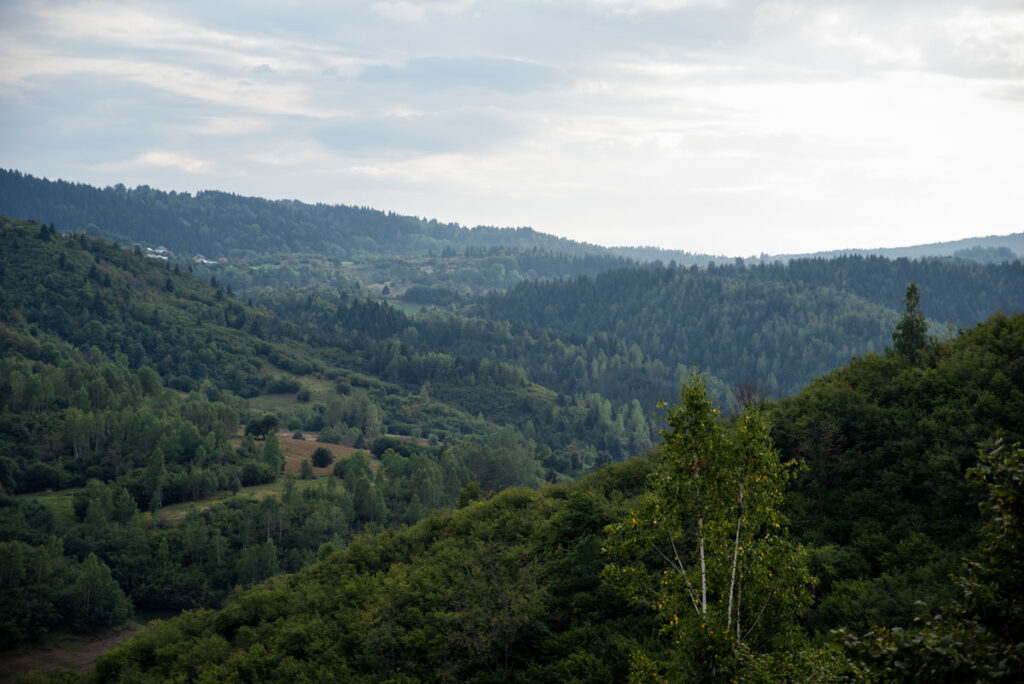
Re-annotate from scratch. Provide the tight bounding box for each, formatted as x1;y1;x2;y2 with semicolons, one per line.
0;170;633;262
66;312;1024;682
0;216;660;653
471;258;1024;398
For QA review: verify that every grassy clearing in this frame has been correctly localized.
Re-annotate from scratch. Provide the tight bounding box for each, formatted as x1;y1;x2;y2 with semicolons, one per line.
156;477;326;523
0;621;145;680
16;488;79;527
157;432;372;523
17;433;373;527
246;393;308;414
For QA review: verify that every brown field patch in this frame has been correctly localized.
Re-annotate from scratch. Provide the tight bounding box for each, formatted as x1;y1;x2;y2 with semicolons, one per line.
279;432;364;475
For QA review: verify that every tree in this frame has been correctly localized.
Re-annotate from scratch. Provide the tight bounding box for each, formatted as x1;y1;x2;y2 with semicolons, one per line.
892;283;928;360
299;459;315;480
70;553;132;629
245;414;280;440
603;374;809;681
340;451;373;482
262;430;284;473
311;447;334;468
143;448;166;512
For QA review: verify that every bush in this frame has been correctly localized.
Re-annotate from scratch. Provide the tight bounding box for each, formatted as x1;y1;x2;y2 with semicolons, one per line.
265;376;301;394
319;427;342;444
311;447;334;468
240;461;276;487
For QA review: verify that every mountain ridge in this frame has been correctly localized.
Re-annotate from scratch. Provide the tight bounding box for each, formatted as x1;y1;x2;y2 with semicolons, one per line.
5;168;1018;264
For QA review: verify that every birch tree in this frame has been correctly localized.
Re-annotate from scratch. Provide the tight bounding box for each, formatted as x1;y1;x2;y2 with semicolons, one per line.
603;374;809;682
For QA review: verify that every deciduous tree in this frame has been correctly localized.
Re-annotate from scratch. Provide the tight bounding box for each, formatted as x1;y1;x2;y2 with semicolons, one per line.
603;374;809;681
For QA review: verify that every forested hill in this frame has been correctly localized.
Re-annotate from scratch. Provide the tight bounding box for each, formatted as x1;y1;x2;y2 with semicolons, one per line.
85;312;1024;682
0;169;637;262
470;257;1024;397
0;215;651;471
766;233;1024;263
0;215;662;658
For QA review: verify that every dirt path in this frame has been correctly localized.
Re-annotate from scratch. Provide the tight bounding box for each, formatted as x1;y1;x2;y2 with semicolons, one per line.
0;623;144;682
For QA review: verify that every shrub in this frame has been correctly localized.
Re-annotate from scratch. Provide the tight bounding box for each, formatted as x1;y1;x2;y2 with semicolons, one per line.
311;447;334;468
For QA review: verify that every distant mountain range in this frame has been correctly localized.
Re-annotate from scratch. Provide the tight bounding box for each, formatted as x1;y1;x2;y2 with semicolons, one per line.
6;168;1015;265
763;234;1024;263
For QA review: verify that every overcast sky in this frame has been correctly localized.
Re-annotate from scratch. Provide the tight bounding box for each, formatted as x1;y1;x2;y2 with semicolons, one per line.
2;1;1023;255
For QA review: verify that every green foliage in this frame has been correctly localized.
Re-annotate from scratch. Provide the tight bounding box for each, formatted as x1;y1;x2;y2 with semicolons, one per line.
603;374;809;681
92;464;654;682
0;537;130;647
2;199;1023;681
838;442;1024;682
0;169;634;263
473;257;1024;401
770;312;1024;633
310;447;334;468
892;282;928;360
245;414;279;439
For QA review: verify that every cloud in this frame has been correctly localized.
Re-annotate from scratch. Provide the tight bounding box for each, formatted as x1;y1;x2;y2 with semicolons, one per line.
192;116;269;136
97;150;210;173
311;107;523;155
371;0;475;22
575;0;728;13
937;7;1024;78
359;57;563;93
2;0;1024;254
751;1;1024;79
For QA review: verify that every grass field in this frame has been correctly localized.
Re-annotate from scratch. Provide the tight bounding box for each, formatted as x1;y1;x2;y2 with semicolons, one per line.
15;487;80;527
247;362;338;414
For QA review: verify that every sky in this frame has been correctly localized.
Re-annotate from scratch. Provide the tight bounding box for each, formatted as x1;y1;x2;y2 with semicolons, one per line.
1;1;1023;256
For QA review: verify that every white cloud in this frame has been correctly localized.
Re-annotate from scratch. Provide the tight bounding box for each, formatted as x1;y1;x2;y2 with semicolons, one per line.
97;150;210;173
371;0;476;22
578;0;729;13
192;117;269;136
752;1;1024;79
941;7;1024;77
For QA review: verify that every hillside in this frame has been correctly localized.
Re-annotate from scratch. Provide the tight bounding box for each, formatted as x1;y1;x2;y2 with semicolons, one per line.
768;233;1024;263
0;216;657;657
0;170;632;262
468;257;1024;398
71;312;1024;682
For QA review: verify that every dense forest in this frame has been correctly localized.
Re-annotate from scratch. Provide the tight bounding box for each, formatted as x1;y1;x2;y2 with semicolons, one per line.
0;170;639;262
470;258;1024;398
0;216;659;657
54;312;1024;682
1;165;1022;682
